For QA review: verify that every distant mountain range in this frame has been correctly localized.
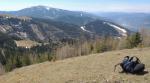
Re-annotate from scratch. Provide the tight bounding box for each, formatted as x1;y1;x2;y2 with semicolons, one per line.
0;6;130;41
94;12;150;31
0;6;98;26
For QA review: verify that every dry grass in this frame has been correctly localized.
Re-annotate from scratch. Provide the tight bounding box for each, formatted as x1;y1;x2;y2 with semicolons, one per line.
15;39;40;48
0;48;149;83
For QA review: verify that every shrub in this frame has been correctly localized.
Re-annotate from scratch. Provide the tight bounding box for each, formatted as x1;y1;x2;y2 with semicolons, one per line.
15;56;23;68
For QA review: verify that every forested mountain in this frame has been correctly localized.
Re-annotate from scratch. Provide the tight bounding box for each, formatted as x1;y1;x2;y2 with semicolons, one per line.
0;14;129;42
0;6;98;26
0;15;86;41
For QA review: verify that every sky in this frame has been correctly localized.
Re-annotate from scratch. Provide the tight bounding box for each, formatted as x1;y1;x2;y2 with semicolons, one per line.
0;0;150;13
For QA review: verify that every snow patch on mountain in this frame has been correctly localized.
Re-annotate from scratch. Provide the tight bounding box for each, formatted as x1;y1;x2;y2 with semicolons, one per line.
6;16;9;19
46;7;50;10
80;13;83;17
0;27;6;32
80;26;91;33
104;22;127;36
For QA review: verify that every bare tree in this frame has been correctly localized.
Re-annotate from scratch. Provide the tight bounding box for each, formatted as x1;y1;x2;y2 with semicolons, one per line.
140;28;150;47
0;63;5;75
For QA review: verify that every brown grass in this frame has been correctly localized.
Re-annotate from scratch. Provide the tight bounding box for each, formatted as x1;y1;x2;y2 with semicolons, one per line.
0;48;149;83
15;39;40;48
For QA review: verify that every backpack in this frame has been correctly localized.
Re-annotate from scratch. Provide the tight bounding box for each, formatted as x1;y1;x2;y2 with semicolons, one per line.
114;56;145;74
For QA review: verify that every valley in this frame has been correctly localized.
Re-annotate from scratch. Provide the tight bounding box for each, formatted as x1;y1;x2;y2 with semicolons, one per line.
95;12;150;31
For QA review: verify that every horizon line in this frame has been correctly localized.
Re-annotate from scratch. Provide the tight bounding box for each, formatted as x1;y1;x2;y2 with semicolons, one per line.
0;5;150;14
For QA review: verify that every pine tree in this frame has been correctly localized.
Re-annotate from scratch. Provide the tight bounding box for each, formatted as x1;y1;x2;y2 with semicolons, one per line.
15;56;22;68
127;32;142;48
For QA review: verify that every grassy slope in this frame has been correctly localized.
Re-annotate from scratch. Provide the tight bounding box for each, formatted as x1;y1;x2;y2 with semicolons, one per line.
15;39;40;48
0;48;150;83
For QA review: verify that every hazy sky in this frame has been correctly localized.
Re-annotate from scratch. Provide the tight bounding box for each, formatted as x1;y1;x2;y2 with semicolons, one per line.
0;0;150;12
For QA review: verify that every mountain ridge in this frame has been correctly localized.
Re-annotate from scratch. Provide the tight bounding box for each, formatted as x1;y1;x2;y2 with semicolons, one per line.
0;5;98;26
0;6;130;41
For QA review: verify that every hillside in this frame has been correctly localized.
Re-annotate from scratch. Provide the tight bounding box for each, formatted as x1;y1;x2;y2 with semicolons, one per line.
0;48;149;83
15;39;41;48
84;20;129;37
0;15;85;41
0;14;129;41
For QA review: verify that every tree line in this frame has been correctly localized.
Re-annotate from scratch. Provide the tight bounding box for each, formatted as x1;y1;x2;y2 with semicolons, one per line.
0;28;150;74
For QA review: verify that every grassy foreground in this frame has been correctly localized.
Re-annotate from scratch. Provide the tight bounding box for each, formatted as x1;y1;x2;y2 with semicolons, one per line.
0;48;149;83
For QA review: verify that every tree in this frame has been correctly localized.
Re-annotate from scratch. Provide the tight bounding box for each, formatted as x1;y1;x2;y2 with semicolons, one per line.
15;56;22;68
127;32;142;48
23;55;31;66
0;50;6;65
48;53;53;61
